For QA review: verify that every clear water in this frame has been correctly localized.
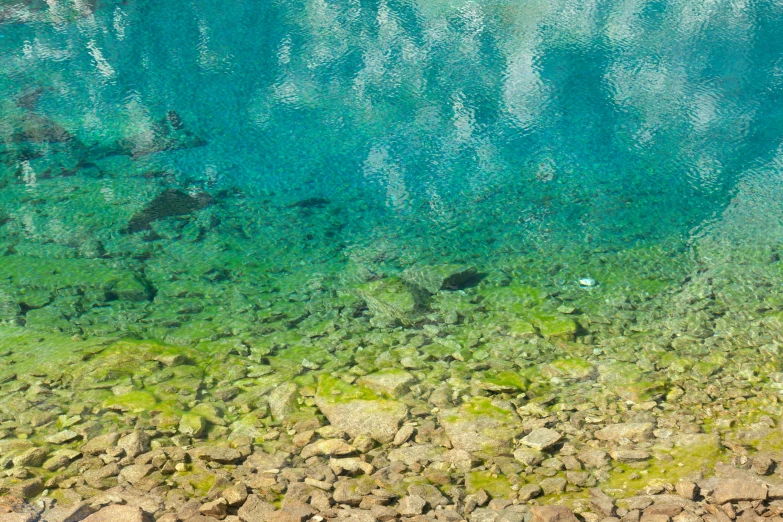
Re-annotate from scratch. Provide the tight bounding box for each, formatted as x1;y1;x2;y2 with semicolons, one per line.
2;0;783;336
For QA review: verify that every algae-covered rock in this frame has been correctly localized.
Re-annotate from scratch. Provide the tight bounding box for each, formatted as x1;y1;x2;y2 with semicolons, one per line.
598;362;667;403
314;375;408;443
353;278;424;325
530;312;578;340
179;413;207;438
542;358;596;380
402;264;477;294
472;371;528;393
268;382;299;421
438;397;523;457
357;369;416;398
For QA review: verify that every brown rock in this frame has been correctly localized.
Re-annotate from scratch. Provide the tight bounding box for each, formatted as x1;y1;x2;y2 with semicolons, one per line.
199;499;227;519
594;423;654;442
191;446;243;464
0;514;38;522
675;482;698;501
397;495;427;516
644;506;682;517
266;502;315;522
713;480;767;504
83;505;148;522
531;506;580;522
222;483;249;507
238;495;276;522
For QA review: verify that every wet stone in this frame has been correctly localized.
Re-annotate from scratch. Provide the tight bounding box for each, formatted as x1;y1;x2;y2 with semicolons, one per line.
713;480;767;504
521;428;562;451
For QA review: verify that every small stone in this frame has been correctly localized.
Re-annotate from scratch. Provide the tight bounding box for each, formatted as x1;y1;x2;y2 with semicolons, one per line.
238;495;275;521
513;448;544;466
12;447;48;468
531;506;580;522
675;481;698;500
191;446;243;464
517;484;543;501
300;439;356;459
222;483;249;507
119;463;154;485
304;477;333;491
179;414;207;438
200;498;228;518
398;495;427;516
45;430;80;444
81;432;121;455
577;448;610;469
393;425;415;446
539;477;567;495
521;428;562;451
610;449;650;462
118;431;151;458
578;278;596;287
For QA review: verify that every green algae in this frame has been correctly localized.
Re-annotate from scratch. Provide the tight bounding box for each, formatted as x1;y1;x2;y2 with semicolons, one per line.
542;358;595;380
465;471;514;498
103;391;157;412
315;374;381;403
605;436;724;496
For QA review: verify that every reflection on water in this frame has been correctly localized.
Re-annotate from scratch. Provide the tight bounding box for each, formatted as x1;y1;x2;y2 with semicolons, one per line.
1;0;783;335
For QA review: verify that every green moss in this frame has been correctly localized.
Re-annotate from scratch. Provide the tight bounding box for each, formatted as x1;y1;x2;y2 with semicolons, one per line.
315;374;379;404
465;471;514;498
476;371;528;391
543;358;595;380
103;391;157;412
529;311;577;340
353;277;422;324
605;437;723;495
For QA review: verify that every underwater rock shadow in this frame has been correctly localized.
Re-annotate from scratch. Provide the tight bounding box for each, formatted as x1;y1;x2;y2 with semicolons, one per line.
124;189;215;234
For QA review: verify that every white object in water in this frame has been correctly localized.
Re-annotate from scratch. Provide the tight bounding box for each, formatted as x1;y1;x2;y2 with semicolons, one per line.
578;278;596;287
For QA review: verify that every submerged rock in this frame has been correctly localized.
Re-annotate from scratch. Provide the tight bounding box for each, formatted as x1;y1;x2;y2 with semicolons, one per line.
353;277;424;325
314;375;408;443
438;397;523;457
126;189;215;233
402;264;478;294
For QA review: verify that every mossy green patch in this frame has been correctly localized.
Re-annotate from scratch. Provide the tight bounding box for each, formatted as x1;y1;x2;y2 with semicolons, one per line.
315;374;380;404
103;391;157;412
465;471;514;498
605;435;723;495
543;358;595;380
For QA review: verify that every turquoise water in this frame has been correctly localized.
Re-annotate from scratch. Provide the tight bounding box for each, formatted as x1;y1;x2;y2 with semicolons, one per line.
2;0;783;337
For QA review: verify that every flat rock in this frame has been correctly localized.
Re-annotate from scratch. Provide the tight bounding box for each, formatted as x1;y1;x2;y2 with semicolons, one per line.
83;505;147;522
402;264;477;294
315;375;408;443
81;433;121;455
191;446;244;464
713;479;767;504
357;370;416;398
438;397;523;457
521;428;562;451
531;506;580;522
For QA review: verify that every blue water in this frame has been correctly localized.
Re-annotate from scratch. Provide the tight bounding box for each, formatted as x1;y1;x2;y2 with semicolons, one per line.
2;0;783;334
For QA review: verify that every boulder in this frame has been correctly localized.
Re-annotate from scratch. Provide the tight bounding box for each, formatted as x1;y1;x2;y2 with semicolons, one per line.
314;375;408;443
439;397;523;457
402;264;477;294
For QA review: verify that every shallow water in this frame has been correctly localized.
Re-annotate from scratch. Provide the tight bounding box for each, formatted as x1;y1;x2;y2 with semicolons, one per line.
1;0;783;352
4;0;783;511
